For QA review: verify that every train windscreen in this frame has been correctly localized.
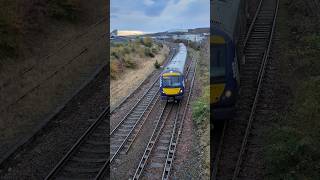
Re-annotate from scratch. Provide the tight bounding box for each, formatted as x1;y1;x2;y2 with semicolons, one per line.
211;44;226;82
162;76;182;87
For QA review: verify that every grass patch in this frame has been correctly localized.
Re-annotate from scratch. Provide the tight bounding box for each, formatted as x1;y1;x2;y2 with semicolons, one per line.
265;0;320;179
266;79;320;179
190;41;210;177
191;42;209;127
192;85;209;126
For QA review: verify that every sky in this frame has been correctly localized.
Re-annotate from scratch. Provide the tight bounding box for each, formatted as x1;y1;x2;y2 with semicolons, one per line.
110;0;210;33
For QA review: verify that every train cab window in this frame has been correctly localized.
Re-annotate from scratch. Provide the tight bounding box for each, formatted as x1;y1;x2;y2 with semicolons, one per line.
211;44;226;80
162;76;182;87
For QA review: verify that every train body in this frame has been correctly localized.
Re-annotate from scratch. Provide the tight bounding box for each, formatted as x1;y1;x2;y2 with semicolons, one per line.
211;0;247;120
160;43;187;101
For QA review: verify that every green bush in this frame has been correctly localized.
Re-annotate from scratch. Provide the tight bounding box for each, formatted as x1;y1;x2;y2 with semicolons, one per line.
141;37;153;47
123;47;130;54
144;47;155;57
151;47;159;54
123;55;137;69
154;60;160;69
111;51;119;59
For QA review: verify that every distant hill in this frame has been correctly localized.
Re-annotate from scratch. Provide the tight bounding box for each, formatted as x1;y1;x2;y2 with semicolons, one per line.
145;27;209;37
188;27;210;33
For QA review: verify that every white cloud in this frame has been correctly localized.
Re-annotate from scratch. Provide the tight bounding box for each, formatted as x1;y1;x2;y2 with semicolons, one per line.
111;0;209;32
144;0;155;6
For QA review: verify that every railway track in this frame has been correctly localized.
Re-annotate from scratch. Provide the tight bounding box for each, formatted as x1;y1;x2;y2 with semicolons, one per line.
92;43;180;178
109;44;179;164
45;106;109;180
110;42;177;113
212;0;279;179
132;55;197;180
110;78;160;162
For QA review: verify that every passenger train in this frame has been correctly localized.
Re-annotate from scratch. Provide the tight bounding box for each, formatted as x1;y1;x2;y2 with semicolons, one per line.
211;0;248;120
160;43;187;102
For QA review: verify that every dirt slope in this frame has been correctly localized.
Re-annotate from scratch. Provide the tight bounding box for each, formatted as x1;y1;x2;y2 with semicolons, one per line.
0;0;108;160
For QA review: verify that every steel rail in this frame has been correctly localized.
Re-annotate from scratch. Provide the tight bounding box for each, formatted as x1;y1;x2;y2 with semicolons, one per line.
1;16;108;113
131;54;195;180
211;121;227;180
162;55;198;179
130;54;194;180
95;43;179;179
212;0;279;179
110;43;176;113
232;0;279;179
110;42;178;135
109;43;180;163
110;77;159;136
132;103;175;180
242;0;264;50
95;98;168;180
110;84;159;163
124;57;192;154
45;106;109;180
124;95;161;153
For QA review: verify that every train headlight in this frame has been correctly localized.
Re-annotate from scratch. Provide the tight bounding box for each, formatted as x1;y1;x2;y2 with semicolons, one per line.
225;90;232;98
180;89;183;93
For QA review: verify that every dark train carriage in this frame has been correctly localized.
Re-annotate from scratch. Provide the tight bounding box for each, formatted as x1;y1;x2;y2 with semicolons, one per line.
211;0;248;120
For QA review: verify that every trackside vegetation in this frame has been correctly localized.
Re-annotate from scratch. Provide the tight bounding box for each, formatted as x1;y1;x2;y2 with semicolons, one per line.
191;42;209;126
265;0;320;179
110;37;162;79
190;39;210;177
192;86;209;125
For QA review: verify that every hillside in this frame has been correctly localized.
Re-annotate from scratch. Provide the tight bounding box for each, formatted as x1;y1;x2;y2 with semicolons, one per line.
0;0;107;162
110;38;169;108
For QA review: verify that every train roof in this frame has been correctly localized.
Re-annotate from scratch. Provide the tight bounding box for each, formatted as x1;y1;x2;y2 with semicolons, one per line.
164;43;187;74
211;0;242;38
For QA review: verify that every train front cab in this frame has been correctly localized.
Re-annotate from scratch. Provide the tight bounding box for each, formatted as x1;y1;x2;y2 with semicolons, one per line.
160;70;185;102
211;28;239;120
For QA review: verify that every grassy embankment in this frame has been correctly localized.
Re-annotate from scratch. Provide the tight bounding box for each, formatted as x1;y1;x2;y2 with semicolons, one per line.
0;0;80;61
265;0;320;179
110;37;163;79
190;39;210;177
110;37;167;108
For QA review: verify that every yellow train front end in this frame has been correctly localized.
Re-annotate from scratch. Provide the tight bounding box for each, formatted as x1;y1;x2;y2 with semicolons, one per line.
160;70;185;102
